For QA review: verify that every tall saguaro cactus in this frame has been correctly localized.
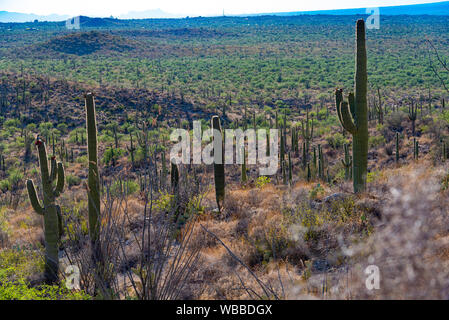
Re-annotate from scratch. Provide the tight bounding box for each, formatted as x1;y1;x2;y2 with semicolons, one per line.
212;116;225;210
85;93;101;244
335;20;369;193
27;138;65;284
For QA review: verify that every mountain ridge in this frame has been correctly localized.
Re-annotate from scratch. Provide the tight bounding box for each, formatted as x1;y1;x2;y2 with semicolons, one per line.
1;1;448;23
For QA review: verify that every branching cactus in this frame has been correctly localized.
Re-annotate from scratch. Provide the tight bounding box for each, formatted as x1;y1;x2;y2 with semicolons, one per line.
26;138;65;284
408;100;418;136
335;19;369;193
212;116;225;210
127;132;136;169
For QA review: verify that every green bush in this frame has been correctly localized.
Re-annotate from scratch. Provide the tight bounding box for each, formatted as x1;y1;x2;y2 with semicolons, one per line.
66;175;81;187
0;249;90;300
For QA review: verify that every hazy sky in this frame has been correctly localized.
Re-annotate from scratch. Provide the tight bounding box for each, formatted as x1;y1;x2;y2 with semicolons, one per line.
0;0;445;17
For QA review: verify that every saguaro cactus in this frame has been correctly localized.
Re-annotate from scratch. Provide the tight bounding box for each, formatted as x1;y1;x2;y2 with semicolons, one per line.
414;138;419;160
241;147;247;183
408;100;418;136
171;162;179;193
395;132;400;163
318;144;324;180
301;107;314;153
27;138;65;284
212;116;225;209
341;143;352;181
127;132;136;169
335;20;369;193
85;93;100;244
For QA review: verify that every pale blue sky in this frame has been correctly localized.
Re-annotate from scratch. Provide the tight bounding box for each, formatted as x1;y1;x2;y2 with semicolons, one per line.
0;0;445;17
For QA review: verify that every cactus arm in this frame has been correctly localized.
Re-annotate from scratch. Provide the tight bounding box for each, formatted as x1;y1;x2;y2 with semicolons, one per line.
56;205;63;239
335;89;344;125
55;162;65;196
338;101;357;135
50;157;57;182
26;179;44;215
37;141;50;185
348;92;356;120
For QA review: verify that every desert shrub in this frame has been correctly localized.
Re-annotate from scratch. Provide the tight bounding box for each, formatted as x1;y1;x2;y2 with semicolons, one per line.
385;111;406;131
369;135;386;148
109;179;139;197
309;184;325;200
66;174;81;187
326;132;347;149
255;176;270;188
102;147;124;165
0;249;90;300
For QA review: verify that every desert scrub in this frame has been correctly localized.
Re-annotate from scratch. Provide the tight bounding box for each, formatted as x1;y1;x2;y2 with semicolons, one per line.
102;147;125;166
109;179;139;197
0;207;10;247
369;135;386;148
326;132;347;149
255;176;270;188
0;249;90;300
76;155;88;164
366;170;381;184
309;184;325;200
66;174;81;187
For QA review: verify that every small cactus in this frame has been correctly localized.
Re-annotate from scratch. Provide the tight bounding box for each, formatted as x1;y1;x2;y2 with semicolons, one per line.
241;146;247;183
341;143;352;181
395;132;400;163
171;161;179;193
414;138;419;160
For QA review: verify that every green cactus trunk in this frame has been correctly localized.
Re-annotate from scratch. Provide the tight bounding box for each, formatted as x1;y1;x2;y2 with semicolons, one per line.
27;139;64;284
414;138;419;160
307;162;311;182
288;152;292;184
318;144;324;180
212;116;225;209
171;162;179;193
341;143;352;181
85;93;101;244
335;20;368;193
395;132;400;163
241;147;247;183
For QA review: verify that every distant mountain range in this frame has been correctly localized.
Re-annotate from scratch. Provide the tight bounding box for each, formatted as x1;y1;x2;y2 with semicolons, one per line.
0;11;69;23
118;9;182;19
1;1;448;23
